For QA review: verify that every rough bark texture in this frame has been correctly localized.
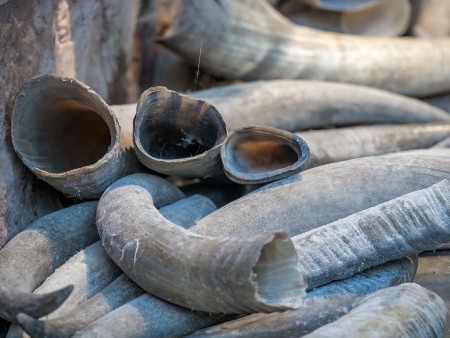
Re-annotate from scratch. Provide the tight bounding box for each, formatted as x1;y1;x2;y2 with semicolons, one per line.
0;0;139;244
0;1;139;333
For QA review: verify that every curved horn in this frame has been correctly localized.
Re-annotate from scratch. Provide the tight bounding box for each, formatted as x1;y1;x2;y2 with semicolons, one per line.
16;276;143;338
72;178;448;337
97;174;306;313
191;80;450;131
186;257;417;338
192;149;450;237
291;180;450;290
14;194;217;338
281;0;411;37
0;202;98;322
302;283;449;338
11;74;142;199
161;0;450;97
298;123;450;169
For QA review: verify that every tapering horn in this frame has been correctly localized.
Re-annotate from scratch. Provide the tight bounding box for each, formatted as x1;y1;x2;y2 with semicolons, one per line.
0;202;98;322
191;149;450;237
302;283;449;338
11;74;143;199
186;257;417;338
161;0;450;97
280;0;411;37
298;123;450;169
191;81;450;131
13;194;216;338
73;178;450;337
97;174;306;314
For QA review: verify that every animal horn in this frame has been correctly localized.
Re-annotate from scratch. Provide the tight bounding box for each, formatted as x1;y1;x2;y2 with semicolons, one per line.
97;174;306;313
11;74;142;199
160;0;450;97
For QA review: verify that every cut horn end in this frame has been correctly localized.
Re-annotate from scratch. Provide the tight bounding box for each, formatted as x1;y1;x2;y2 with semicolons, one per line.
252;232;307;311
221;126;310;184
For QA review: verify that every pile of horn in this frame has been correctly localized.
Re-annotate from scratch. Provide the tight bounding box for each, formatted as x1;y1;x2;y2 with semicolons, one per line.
2;0;450;337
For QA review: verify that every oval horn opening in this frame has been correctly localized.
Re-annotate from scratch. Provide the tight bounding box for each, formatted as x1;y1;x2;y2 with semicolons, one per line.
12;75;116;175
222;126;310;184
134;87;227;177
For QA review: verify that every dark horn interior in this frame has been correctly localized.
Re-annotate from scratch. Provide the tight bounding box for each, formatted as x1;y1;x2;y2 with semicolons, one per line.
12;78;114;174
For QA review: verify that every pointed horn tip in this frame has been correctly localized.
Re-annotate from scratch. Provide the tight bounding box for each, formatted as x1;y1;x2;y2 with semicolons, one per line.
25;284;74;319
16;312;45;338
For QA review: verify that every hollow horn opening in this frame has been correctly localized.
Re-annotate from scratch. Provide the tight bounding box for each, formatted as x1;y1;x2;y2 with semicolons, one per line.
222;126;310;184
134;87;227;178
12;75;116;174
136;87;227;161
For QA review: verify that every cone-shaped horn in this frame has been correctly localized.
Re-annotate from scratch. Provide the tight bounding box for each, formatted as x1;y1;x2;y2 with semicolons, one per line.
12;194;216;338
161;0;450;97
302;283;448;338
11;74;142;199
186;257;417;338
97;174;306;314
0;202;98;322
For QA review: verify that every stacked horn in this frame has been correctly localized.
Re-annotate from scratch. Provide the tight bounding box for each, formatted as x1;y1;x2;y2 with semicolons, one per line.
3;0;450;337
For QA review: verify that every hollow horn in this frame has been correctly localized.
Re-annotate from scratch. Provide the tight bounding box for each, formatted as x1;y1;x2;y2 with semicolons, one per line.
11;74;142;199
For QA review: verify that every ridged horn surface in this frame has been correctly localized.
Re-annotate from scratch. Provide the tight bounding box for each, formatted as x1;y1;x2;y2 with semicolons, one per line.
11;74;142;199
97;174;306;313
0;202;98;322
15;194;217;338
291;180;450;290
186;257;417;338
73;179;446;337
134;86;227;178
222;126;310;184
161;0;450;97
302;283;449;338
191;149;450;237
